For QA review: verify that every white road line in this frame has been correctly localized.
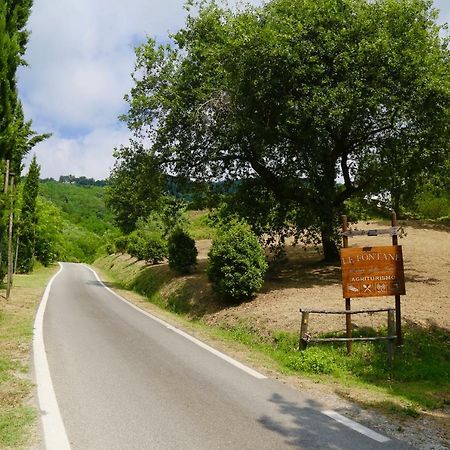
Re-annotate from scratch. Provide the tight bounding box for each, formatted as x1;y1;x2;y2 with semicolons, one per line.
33;263;71;450
322;410;390;443
84;265;267;380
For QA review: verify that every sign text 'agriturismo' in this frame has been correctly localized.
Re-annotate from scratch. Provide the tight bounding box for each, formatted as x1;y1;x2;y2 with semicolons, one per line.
340;246;406;298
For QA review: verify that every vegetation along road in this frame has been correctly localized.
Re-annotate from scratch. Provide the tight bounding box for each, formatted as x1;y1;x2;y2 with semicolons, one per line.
37;262;415;449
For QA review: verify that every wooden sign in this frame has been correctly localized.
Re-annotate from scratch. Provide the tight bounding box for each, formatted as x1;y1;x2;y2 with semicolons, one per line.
340;246;406;298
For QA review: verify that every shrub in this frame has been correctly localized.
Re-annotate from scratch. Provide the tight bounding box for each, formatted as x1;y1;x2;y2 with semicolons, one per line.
207;221;268;301
141;233;167;263
127;232;143;259
114;235;128;253
168;227;198;274
127;230;167;264
415;191;450;219
105;242;116;255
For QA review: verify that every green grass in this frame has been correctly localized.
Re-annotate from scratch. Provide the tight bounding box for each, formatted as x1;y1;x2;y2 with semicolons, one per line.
96;255;171;309
0;264;58;448
187;210;215;240
0;408;36;448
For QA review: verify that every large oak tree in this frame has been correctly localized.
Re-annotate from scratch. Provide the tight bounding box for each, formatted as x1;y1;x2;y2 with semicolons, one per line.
123;0;450;260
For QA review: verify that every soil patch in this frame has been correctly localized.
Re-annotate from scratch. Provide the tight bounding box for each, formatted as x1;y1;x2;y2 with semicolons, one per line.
200;222;450;336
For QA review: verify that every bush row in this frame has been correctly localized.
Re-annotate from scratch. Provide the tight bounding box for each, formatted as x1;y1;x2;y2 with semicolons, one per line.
110;226;198;273
108;220;268;301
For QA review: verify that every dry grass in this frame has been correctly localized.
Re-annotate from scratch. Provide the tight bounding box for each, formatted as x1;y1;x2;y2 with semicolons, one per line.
0;264;57;449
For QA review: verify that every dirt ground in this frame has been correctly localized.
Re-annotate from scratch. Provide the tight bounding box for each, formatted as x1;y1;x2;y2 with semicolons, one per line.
197;221;450;336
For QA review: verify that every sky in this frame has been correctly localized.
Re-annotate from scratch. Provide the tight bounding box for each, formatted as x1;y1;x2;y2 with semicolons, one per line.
18;0;450;180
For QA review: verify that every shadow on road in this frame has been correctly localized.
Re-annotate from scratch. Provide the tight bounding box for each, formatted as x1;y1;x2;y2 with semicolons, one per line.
259;393;366;449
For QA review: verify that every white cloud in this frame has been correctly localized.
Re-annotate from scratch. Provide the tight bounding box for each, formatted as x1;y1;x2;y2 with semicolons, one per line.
27;126;131;180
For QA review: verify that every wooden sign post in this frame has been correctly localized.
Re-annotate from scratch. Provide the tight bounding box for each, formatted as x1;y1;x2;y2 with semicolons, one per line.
391;212;403;346
340;214;406;352
341;216;352;354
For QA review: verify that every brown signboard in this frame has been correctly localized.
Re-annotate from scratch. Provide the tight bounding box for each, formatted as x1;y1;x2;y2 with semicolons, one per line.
340;246;406;298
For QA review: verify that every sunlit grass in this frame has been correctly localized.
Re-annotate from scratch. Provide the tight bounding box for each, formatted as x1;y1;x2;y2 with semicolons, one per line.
187;210;215;240
0;264;57;448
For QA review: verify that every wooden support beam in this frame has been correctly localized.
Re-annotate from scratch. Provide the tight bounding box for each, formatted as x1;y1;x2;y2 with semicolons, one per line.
341;215;352;355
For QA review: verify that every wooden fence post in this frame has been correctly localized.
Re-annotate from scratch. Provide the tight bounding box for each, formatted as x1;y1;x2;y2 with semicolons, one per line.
341;215;352;355
299;311;310;350
391;211;403;347
387;309;395;366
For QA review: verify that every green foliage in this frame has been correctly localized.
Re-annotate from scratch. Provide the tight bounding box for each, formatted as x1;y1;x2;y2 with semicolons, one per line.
39;180;116;236
187;210;215;240
168;227;198;274
114;235;129;253
127;218;168;264
414;189;450;220
34;197;103;264
342;195;388;222
57;175;107;186
207;221;268;301
0;0;32;163
16;156;40;273
106;142;164;233
160;197;188;237
123;0;450;261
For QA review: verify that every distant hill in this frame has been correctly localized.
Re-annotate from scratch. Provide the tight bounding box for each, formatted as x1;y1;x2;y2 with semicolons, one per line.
41;175;108;186
39;180;116;236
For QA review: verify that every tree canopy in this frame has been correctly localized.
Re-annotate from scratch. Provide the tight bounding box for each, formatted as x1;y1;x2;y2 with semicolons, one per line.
106;141;165;233
122;0;450;259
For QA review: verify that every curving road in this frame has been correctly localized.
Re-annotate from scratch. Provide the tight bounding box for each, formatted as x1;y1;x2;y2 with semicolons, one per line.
37;262;414;449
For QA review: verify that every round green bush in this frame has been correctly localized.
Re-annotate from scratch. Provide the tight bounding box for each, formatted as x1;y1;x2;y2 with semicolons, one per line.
207;222;268;301
168;227;198;274
114;235;129;253
127;230;167;264
126;232;143;259
141;232;168;264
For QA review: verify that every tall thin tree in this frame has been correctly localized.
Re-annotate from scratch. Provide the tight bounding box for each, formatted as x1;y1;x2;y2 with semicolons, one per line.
16;155;40;273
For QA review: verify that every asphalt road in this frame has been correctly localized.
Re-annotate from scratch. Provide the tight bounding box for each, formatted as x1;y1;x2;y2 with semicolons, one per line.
41;262;415;449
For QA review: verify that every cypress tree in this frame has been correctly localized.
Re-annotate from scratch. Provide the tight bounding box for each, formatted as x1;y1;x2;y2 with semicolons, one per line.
16;155;39;273
0;0;33;162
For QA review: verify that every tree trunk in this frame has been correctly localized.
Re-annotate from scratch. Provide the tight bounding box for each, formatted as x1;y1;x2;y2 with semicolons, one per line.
392;192;401;219
321;225;340;262
318;160;341;263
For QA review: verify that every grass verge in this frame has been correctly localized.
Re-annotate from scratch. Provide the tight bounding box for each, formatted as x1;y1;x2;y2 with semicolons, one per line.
0;264;58;449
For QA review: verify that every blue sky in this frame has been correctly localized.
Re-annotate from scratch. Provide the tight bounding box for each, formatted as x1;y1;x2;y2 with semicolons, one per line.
18;0;450;180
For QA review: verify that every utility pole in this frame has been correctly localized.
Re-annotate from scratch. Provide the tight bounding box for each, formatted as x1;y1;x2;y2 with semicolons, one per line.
6;172;15;299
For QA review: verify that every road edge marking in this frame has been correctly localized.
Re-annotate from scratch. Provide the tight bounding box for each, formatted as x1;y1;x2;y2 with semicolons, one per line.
33;263;71;450
84;265;267;380
322;410;390;443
